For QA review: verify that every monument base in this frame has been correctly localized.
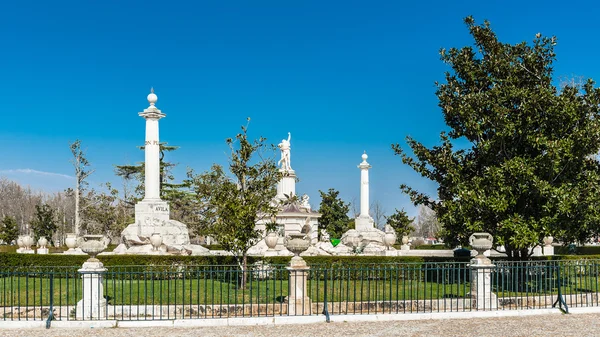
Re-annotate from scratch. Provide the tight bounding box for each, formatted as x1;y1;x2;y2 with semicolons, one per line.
121;219;191;247
110;242;210;256
37;248;49;255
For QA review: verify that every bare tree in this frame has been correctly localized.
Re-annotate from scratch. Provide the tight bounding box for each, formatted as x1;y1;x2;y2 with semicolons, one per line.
349;196;360;219
70;140;94;236
416;204;441;239
370;200;386;230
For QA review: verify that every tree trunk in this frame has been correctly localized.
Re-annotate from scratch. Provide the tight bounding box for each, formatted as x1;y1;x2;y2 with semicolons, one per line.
75;178;80;236
240;254;248;289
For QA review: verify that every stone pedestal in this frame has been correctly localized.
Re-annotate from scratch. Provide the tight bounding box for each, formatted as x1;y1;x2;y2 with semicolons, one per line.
531;245;543;257
37;248;49;255
76;259;107;319
469;257;497;310
287;256;311;315
400;244;410;251
120;200;191;250
276;169;296;200
543;245;554;256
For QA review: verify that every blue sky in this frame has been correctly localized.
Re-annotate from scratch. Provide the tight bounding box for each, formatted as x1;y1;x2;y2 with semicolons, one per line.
1;0;599;219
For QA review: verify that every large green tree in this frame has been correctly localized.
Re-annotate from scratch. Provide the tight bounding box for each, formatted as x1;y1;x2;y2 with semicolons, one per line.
30;204;58;244
0;216;19;245
385;208;415;237
189;119;280;288
318;188;352;239
394;17;600;258
115;142;181;204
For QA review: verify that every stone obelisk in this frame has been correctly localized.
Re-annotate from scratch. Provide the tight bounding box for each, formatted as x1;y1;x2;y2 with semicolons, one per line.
116;89;202;254
141;88;163;202
341;152;384;250
133;88;170;226
355;152;374;231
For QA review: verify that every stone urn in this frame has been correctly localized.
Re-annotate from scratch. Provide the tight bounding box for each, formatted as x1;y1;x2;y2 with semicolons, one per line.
38;237;48;249
383;231;397;250
265;231;278;251
284;232;311;257
65;233;78;250
79;235;107;260
402;235;409;245
22;235;34;251
469;232;493;259
543;236;554;246
150;233;163;252
17;236;24;250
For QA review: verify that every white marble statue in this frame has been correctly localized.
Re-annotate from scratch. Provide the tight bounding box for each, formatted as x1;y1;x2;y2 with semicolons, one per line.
278;132;292;171
300;194;311;211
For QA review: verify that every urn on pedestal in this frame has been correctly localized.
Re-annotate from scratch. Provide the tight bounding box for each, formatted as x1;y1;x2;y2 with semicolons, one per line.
22;235;35;253
383;230;397;250
265;231;279;251
150;233;163;252
38;237;48;249
79;235;107;260
469;232;493;260
16;236;24;252
65;233;78;250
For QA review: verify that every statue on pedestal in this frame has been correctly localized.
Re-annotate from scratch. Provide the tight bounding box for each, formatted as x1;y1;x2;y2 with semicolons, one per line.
278;132;292;171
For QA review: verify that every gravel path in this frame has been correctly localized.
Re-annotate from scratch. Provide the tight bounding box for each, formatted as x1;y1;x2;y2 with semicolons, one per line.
2;313;599;337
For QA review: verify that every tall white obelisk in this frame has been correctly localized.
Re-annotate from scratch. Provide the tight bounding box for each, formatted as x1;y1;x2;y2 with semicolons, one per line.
355;152;375;231
118;89;195;253
134;89;170;227
141;88;163;201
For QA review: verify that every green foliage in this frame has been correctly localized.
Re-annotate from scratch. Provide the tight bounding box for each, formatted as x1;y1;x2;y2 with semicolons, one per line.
0;216;19;245
318;188;352;239
394;17;600;258
82;183;132;238
385;208;415;236
188;119;280;284
0;252;473;269
30;204;57;244
115;142;183;203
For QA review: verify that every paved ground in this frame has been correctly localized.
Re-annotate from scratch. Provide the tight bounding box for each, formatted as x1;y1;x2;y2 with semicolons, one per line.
2;313;600;337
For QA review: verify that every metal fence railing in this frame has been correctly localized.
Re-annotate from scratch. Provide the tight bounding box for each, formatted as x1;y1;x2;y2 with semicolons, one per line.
2;259;599;323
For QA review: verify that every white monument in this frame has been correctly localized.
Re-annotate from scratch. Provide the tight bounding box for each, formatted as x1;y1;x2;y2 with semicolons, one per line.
251;133;321;256
340;152;386;253
275;132;296;200
115;89;207;255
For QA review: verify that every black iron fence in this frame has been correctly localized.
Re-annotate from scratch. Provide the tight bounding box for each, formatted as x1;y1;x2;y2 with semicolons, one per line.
2;259;598;322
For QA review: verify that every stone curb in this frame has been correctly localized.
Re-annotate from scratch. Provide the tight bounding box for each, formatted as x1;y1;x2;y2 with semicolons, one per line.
1;307;595;329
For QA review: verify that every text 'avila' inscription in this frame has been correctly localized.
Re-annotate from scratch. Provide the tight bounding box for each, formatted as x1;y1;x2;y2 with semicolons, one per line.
155;206;169;212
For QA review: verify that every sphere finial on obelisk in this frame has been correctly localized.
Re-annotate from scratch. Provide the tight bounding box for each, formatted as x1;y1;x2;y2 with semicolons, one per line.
147;87;157;106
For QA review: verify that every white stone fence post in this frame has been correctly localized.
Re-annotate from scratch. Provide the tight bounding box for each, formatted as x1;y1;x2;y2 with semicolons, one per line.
76;259;107;319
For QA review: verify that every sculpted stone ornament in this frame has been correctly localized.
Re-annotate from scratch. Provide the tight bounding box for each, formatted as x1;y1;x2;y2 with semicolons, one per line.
278;132;292;171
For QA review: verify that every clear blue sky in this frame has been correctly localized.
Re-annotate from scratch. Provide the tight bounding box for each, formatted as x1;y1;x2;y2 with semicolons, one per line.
0;0;599;219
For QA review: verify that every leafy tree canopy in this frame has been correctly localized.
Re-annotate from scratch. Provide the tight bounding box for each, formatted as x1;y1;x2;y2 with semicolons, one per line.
188;119;280;287
318;188;352;239
0;216;19;245
385;208;415;237
393;17;600;258
31;204;58;245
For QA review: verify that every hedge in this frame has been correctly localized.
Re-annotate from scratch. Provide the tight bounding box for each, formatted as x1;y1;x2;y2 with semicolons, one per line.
0;252;474;270
3;251;600;271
